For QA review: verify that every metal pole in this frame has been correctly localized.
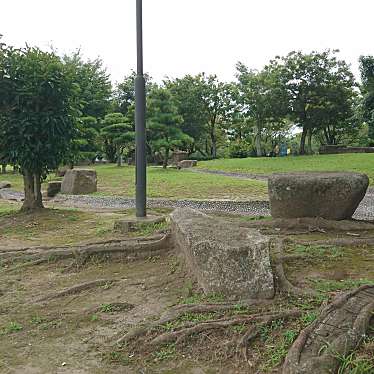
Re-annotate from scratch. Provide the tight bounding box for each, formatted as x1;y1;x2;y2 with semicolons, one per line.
135;0;147;217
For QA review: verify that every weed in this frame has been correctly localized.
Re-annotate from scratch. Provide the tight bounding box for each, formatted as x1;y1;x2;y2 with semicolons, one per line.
3;322;23;334
30;315;44;325
153;344;176;361
100;303;115;313
106;351;131;365
312;278;374;293
336;351;374;374
90;314;99;322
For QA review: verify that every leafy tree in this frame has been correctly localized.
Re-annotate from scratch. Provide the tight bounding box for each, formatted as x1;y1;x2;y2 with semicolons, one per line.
0;42;80;211
147;87;192;168
63;52;112;118
165;75;209;155
113;71;153;116
359;56;374;144
270;50;356;154
236;63;288;156
67;116;101;165
198;74;233;158
100;113;134;166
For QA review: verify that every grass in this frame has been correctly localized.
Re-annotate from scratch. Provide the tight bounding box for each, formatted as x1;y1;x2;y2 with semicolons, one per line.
198;153;374;184
0;206;168;247
0;164;267;201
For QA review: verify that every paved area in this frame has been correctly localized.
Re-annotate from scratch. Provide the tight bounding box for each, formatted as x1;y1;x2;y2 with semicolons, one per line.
1;187;373;220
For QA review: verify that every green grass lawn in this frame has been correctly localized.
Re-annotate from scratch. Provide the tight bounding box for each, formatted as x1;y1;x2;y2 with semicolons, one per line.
198;153;374;184
0;165;268;201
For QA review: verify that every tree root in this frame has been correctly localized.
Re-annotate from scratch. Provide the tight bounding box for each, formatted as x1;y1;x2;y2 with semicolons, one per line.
236;309;302;364
115;299;274;345
283;285;374;374
272;238;317;297
34;279;118;303
0;233;170;270
149;309;300;348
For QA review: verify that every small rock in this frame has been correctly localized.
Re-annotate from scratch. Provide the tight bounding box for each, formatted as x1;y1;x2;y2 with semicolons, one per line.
0;181;11;189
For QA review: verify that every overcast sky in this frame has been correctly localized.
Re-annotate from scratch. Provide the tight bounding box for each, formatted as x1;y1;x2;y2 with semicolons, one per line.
2;0;374;84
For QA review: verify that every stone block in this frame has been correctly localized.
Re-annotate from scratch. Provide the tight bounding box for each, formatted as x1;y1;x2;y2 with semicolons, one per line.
170;208;274;299
268;172;369;220
61;169;97;195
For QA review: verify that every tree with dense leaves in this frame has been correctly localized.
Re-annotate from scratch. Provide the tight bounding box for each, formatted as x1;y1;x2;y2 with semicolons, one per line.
269;50;356;154
147;87;192;168
0;42;80;211
165;75;209;155
359;56;374;144
236;63;289;156
100;113;134;166
63;52;112;119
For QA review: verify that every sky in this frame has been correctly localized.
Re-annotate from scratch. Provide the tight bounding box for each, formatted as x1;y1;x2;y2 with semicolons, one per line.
2;0;374;84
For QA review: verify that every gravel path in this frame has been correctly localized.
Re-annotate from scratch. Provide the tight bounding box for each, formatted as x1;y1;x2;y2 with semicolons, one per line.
1;187;373;220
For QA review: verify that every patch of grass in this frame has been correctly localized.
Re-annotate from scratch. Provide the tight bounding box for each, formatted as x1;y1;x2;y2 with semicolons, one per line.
312;278;374;293
152;344;176;362
335;351;374;374
1;322;23;335
0;164;268;200
293;244;343;259
105;351;132;365
198;154;374;184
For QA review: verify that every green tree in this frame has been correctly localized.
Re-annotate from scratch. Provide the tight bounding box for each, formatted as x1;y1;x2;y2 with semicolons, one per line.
63;52;112;118
0;42;80;211
147;87;192;168
236;63;288;156
270;50;356;154
165;75;209;155
101;113;134;166
359;56;374;144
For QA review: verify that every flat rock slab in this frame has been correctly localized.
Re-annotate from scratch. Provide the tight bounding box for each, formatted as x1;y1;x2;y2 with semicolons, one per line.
61;169;97;195
170;208;274;299
283;285;374;374
268;172;369;220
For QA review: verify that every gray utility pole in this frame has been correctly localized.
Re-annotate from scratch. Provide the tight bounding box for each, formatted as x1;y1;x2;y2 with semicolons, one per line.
135;0;147;217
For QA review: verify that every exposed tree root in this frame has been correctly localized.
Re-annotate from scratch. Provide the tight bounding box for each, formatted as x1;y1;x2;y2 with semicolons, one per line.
34;279;118;303
115;299;274;345
272;238;317;297
236;309;302;364
149;309;300;348
240;217;374;232
283;285;374;374
0;233;170;270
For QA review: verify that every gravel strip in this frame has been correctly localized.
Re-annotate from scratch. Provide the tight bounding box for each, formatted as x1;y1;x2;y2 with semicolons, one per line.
1;188;373;220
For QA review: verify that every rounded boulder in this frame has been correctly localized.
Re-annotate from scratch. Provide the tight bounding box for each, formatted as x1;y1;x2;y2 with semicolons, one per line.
268;172;369;220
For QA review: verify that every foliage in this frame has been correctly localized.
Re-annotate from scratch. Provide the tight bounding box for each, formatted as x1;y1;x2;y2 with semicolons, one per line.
0;40;80;210
100;113;134;165
268;50;357;154
236;63;289;156
359;55;374;145
63;52;112;118
147;86;192;167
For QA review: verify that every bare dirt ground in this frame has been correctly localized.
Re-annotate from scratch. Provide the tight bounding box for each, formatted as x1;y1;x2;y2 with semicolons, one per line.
1;208;374;374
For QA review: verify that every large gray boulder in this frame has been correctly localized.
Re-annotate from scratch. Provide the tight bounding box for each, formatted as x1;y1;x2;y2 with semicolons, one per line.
268;172;369;220
170;208;274;299
61;169;97;195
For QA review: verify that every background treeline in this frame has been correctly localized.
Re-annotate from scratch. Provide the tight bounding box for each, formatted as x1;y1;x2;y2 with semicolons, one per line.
2;46;374;171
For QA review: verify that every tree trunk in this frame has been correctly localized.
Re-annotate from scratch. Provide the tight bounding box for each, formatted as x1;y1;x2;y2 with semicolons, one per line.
299;127;308;155
1;164;6;174
116;146;122;167
210;125;217;159
255;123;262;157
163;148;170;169
21;170;44;212
307;129;313;154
